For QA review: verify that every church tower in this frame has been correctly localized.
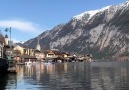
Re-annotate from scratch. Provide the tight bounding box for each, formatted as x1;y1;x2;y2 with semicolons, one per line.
4;34;9;45
36;36;41;51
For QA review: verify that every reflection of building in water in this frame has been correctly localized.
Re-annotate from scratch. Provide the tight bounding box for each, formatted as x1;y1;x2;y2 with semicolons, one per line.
40;63;45;74
25;65;33;78
16;65;24;80
64;63;67;73
35;63;41;81
74;63;77;72
47;62;92;90
46;64;55;74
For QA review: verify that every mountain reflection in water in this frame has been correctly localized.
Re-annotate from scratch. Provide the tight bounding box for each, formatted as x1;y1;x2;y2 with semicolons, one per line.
1;61;129;90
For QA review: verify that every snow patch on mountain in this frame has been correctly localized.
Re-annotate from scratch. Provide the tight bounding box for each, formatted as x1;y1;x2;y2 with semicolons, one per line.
73;10;99;20
73;6;110;20
118;0;129;8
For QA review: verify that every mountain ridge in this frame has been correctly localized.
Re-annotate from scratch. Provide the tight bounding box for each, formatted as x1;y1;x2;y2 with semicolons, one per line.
23;1;129;59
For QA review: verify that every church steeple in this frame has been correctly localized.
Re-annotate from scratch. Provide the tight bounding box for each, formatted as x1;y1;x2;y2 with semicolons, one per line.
36;36;41;51
4;34;9;45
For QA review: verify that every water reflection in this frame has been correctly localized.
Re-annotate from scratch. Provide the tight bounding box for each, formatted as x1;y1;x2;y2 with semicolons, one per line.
91;61;129;90
1;61;129;90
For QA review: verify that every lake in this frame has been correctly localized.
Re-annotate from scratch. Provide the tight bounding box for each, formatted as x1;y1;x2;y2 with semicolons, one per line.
0;61;129;90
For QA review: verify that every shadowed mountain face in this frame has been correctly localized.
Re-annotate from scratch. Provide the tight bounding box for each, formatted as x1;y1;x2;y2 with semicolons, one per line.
23;1;129;59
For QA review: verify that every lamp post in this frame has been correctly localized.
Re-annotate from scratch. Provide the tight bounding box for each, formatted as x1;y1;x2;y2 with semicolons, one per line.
5;27;12;60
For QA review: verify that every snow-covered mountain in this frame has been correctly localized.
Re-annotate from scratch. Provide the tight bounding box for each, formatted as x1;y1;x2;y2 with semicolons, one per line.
73;6;110;20
24;1;129;59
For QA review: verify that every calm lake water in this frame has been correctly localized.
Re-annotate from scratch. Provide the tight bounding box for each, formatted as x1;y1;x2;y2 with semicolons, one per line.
1;61;129;90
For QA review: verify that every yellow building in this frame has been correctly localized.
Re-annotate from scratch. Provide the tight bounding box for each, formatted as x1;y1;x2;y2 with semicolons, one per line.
13;45;35;56
13;45;24;55
13;45;46;62
13;45;36;62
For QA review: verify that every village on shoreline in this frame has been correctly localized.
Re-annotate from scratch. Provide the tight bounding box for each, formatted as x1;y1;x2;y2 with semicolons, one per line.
0;32;92;71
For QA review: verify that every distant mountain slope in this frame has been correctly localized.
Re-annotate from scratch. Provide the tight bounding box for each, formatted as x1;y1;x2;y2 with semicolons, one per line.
24;1;129;59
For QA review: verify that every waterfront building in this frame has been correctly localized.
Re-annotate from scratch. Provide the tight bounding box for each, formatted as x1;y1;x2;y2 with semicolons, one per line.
3;34;14;60
44;50;70;61
13;44;45;62
0;34;7;58
35;50;45;60
0;33;9;72
13;45;36;62
45;50;56;58
0;34;5;58
13;45;35;56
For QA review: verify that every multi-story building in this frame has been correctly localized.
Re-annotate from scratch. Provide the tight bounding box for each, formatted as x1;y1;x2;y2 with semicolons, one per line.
13;45;35;56
13;45;37;62
0;33;9;72
44;50;69;60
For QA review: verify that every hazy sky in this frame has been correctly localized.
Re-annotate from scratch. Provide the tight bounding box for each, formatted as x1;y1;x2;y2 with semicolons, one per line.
0;0;127;43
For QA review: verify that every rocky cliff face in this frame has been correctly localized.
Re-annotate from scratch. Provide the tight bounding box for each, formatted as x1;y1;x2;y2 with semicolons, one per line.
24;1;129;59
